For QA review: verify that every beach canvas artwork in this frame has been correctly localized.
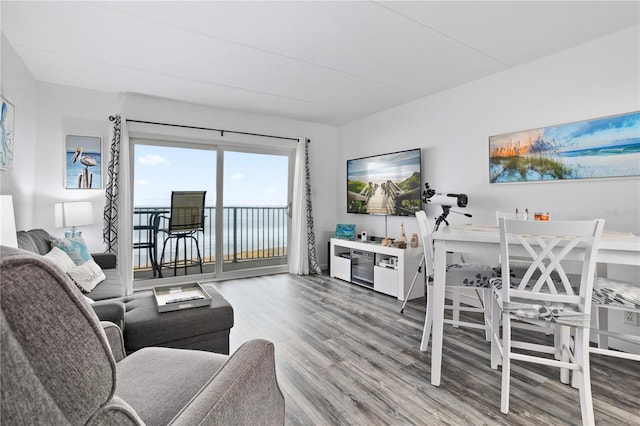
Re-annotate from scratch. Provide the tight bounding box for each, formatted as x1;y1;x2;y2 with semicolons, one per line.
65;135;102;189
489;111;640;183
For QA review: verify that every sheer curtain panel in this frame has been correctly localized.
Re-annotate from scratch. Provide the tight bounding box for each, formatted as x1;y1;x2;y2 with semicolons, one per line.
104;115;134;294
289;138;321;275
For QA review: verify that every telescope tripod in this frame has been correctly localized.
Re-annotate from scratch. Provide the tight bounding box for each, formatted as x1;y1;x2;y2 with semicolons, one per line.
399;210;448;313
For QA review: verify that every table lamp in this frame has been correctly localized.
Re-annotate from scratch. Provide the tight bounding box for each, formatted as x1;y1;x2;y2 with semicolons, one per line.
0;195;18;248
54;201;94;238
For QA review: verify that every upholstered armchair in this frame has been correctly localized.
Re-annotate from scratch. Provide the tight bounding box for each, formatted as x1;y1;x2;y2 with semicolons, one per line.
0;246;285;425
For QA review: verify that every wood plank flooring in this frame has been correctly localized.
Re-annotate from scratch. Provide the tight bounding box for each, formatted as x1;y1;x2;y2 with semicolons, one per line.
208;273;639;425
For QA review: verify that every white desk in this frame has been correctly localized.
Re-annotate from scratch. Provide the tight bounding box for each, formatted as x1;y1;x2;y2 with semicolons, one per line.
428;224;640;386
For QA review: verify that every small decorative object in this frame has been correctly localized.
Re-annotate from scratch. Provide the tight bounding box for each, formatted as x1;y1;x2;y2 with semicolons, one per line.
399;223;407;242
0;95;15;171
381;237;392;247
490;110;640;183
65;135;102;189
534;211;551;221
410;233;419;248
394;240;407;249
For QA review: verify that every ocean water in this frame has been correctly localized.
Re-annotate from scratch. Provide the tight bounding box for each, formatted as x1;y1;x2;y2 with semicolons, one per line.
132;207;288;267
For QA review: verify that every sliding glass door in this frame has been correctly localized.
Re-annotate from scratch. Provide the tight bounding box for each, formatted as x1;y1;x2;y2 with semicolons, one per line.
132;140;292;284
132;143;217;280
222;150;291;275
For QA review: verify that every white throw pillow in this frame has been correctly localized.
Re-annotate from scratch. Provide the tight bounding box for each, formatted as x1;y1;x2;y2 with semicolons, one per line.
43;247;77;273
67;259;106;293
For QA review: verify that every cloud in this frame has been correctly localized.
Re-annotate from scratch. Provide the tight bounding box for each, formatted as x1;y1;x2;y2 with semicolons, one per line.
265;187;277;193
230;173;244;180
136;179;150;186
138;154;169;166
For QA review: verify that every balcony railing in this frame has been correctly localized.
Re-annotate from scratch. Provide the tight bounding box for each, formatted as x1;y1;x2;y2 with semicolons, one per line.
133;206;288;273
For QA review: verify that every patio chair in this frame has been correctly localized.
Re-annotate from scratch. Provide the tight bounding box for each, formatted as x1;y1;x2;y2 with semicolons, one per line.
159;191;206;276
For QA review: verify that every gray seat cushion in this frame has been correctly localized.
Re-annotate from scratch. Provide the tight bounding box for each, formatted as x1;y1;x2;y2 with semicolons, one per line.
116;347;227;425
87;268;125;301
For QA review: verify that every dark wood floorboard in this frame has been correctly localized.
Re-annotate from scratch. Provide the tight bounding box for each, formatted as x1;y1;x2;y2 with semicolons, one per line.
208;273;639;425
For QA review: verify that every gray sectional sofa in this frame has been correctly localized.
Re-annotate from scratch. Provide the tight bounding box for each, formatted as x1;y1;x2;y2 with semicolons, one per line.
16;229;234;354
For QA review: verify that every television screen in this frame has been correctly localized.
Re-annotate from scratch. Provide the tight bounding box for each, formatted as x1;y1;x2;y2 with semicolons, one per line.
347;148;422;216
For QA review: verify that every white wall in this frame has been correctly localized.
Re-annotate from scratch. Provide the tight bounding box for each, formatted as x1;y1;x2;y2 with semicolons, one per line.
339;26;640;242
0;34;38;229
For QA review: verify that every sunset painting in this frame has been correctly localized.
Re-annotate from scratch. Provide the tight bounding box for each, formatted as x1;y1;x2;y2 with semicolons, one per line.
489;111;640;183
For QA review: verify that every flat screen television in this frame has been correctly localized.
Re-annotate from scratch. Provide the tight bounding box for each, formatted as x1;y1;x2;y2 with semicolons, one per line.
347;148;422;216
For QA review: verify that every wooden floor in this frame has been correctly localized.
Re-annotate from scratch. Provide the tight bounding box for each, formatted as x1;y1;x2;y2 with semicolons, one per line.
208;273;639;426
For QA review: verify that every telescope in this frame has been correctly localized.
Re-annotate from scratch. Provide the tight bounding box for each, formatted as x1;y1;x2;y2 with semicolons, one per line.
422;183;471;229
422;183;468;208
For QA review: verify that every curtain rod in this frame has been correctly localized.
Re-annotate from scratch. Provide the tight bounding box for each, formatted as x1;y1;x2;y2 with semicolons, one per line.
108;116;301;142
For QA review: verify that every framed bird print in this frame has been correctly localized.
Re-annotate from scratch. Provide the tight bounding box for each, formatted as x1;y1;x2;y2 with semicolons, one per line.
65;135;102;189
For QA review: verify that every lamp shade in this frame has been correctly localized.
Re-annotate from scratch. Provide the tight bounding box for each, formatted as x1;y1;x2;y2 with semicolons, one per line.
0;195;18;248
54;201;94;228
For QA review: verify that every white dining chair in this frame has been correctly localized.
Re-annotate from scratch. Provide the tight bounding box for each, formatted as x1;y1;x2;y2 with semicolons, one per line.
590;276;640;361
489;218;604;426
415;210;496;352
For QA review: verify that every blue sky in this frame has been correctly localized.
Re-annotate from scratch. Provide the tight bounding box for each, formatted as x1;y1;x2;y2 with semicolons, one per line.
543;111;640;151
133;145;289;207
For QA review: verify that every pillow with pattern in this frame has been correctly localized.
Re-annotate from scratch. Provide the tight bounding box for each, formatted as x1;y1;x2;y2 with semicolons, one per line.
51;236;92;266
43;247;77;273
66;259;106;293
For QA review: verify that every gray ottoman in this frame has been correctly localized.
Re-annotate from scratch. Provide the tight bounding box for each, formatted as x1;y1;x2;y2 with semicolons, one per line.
122;284;234;354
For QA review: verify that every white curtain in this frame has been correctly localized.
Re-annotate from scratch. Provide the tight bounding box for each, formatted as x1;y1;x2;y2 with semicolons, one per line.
289;138;321;275
103;115;134;295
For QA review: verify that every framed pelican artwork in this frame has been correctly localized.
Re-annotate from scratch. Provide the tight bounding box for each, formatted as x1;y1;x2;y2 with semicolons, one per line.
65;135;102;189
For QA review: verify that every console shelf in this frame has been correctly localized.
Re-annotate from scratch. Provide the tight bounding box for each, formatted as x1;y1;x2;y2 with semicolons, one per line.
329;238;424;301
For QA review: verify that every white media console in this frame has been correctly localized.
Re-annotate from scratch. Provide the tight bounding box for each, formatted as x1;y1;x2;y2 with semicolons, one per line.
329;238;425;301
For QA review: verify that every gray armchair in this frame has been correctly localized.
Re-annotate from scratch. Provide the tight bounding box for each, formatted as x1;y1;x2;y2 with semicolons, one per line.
0;246;285;425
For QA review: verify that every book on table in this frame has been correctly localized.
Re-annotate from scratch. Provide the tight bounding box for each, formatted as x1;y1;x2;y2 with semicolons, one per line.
153;282;212;313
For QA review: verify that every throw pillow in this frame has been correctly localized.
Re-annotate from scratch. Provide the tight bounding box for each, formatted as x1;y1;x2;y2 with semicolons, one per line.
43;247;77;273
51;236;92;266
67;259;106;293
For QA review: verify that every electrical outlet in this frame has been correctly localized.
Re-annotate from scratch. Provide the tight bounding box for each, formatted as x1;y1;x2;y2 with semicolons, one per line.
623;311;639;326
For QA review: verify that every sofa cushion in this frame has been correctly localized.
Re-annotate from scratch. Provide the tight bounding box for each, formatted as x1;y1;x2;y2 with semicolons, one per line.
51;236;92;266
67;259;106;293
87;268;125;301
16;231;39;253
116;347;227;425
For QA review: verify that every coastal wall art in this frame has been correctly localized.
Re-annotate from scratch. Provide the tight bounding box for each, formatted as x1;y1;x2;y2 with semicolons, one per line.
1;96;15;171
65;135;102;189
489;111;640;183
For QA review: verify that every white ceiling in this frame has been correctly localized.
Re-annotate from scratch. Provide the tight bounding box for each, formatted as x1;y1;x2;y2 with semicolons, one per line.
2;1;639;126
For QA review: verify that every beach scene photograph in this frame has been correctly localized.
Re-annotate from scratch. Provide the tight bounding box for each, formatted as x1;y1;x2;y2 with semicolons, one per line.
347;149;422;215
489;111;640;183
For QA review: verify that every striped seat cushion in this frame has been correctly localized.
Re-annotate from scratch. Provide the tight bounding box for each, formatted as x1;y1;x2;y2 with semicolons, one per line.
593;277;640;309
490;277;589;327
427;263;496;288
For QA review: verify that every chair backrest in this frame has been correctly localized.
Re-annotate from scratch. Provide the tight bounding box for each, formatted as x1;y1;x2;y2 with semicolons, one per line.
0;246;139;424
496;210;519;222
498;218;604;320
169;191;206;233
415;210;435;277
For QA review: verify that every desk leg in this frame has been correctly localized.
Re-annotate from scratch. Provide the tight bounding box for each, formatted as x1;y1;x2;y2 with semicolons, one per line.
430;239;447;387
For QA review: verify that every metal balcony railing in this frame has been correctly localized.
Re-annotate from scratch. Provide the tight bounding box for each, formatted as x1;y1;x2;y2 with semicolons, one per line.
133;206;288;272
